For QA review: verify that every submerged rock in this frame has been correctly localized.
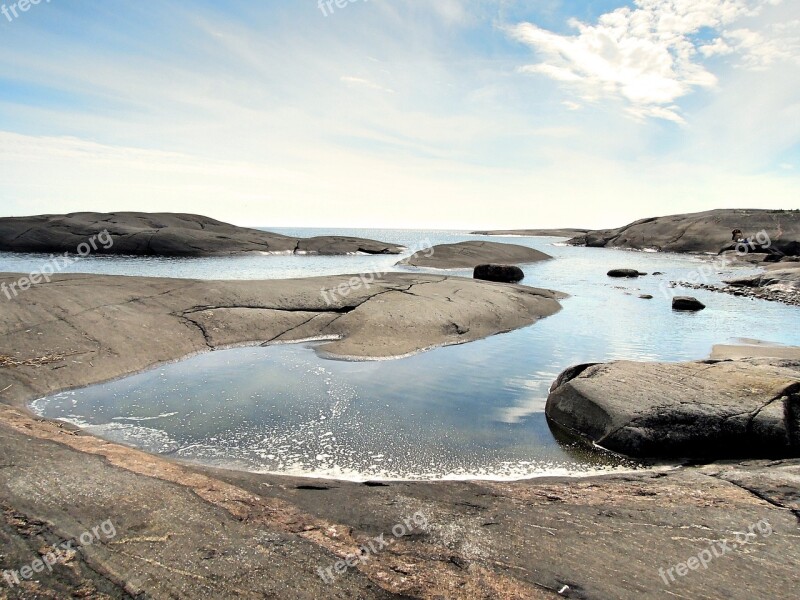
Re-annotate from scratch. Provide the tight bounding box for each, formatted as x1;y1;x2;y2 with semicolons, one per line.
473;264;525;283
546;358;800;458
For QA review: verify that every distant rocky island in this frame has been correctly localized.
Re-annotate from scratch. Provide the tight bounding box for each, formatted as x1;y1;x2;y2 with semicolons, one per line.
0;212;404;257
472;228;589;237
566;208;800;254
399;240;551;269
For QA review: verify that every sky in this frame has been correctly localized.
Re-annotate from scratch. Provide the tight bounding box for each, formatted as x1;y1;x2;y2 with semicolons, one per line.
0;0;798;230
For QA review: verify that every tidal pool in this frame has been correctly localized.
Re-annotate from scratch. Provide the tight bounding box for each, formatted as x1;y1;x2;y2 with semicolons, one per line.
18;229;800;480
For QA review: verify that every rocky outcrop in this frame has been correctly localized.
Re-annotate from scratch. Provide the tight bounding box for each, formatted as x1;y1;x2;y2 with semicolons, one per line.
567;209;800;254
726;264;800;292
0;274;798;598
0;272;563;404
399;241;551;269
0;212;404;257
473;264;525;283
546;358;800;459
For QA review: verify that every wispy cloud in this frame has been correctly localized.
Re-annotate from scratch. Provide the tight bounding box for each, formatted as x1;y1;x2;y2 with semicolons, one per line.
509;0;797;124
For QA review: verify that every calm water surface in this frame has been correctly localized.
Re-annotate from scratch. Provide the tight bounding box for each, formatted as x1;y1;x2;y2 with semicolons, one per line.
8;229;799;480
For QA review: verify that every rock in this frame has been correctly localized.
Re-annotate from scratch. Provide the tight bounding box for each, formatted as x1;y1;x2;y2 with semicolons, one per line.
0;212;404;257
471;228;590;238
639;294;653;299
546;358;800;458
0;272;564;398
607;269;643;278
473;264;525;283
399;241;551;269
567;209;800;254
672;296;706;311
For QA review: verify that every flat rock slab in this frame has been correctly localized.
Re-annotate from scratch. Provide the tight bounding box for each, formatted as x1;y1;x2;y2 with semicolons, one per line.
726;264;800;290
1;405;798;599
546;359;800;458
0;271;562;406
567;208;800;254
400;240;551;269
0;212;404;257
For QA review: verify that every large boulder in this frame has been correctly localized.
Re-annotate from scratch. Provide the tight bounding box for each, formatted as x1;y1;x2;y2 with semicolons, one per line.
473;264;525;283
672;296;706;311
546;359;800;458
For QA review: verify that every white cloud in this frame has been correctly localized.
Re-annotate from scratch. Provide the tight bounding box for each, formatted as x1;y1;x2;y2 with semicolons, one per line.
509;0;795;123
340;76;395;93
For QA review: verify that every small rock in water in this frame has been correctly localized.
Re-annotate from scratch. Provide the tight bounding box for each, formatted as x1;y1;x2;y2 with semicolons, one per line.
473;264;525;283
607;269;643;278
672;296;706;311
639;294;653;299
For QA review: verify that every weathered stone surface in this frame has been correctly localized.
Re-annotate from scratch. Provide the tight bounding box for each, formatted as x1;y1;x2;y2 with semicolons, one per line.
0;271;562;404
726;264;800;291
567;209;800;254
546;358;800;458
400;241;551;269
473;264;525;283
0;212;404;257
672;296;706;311
0;278;798;597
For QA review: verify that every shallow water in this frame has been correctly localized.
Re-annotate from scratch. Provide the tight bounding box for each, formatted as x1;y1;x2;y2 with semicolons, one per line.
12;229;800;480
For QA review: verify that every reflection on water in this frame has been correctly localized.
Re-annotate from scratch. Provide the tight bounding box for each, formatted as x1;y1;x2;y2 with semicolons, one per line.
32;344;641;481
18;229;800;480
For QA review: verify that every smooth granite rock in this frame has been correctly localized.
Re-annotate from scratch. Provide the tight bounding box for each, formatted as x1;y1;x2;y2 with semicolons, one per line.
0;212;404;257
400;241;551;269
546;358;800;459
567;209;800;254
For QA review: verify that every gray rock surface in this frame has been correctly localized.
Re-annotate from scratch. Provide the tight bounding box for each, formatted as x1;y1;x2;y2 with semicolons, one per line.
400;240;551;269
0;212;404;257
726;264;800;291
473;264;525;283
0;272;562;404
567;209;800;254
546;358;800;459
0;277;798;597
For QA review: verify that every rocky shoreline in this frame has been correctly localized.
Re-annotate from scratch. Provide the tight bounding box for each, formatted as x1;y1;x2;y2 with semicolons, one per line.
1;229;799;598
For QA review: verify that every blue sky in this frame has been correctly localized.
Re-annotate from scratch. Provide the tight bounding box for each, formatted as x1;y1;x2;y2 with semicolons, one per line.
0;0;797;229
